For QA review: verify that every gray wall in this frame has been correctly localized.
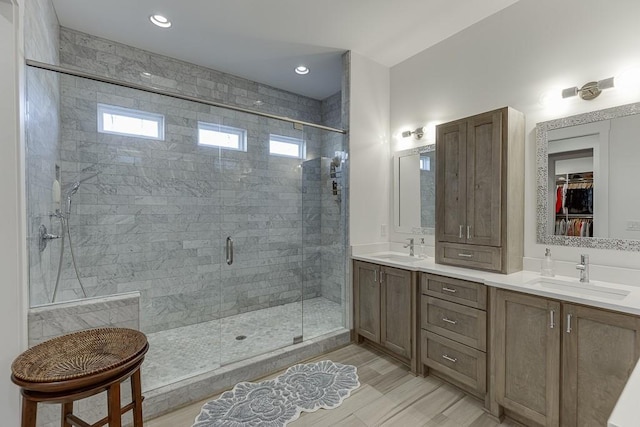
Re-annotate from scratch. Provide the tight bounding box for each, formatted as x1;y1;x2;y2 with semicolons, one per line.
27;27;346;334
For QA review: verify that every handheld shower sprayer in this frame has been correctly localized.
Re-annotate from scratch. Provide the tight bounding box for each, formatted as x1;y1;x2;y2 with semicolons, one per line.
62;172;98;216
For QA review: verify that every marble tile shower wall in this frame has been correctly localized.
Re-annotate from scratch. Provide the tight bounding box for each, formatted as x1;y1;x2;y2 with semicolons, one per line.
320;92;346;304
25;0;60;307
56;75;322;333
59;27;322;124
42;28;347;333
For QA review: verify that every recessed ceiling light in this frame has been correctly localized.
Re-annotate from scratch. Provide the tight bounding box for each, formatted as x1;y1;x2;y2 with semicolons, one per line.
295;65;310;75
150;14;172;28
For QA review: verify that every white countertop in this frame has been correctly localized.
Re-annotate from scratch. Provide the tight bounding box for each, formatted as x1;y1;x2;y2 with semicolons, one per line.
351;251;640;316
352;250;640;427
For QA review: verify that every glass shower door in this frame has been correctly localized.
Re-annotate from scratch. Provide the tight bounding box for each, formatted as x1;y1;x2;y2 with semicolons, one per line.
301;126;348;341
217;114;304;365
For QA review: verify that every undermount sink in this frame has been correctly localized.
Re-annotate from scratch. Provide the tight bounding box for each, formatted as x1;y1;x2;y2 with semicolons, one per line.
526;277;630;300
370;253;420;263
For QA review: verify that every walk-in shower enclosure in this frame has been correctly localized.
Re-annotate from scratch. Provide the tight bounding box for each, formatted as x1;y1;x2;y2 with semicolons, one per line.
25;24;349;399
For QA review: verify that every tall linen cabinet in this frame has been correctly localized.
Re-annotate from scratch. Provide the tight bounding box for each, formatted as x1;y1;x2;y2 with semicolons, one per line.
435;107;525;274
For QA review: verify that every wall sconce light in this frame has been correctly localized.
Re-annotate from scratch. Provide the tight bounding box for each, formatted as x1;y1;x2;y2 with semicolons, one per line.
401;127;425;139
562;77;615;100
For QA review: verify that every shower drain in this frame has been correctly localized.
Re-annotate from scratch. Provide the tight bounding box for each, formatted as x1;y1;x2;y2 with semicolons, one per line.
235;335;247;341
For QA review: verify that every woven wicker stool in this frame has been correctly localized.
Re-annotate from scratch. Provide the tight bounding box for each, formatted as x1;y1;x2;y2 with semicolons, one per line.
11;328;149;427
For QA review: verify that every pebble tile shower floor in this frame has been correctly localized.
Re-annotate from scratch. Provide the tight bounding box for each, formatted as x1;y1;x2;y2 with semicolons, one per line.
142;297;343;391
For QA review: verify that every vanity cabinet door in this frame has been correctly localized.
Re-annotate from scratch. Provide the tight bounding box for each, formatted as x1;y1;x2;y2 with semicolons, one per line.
353;260;380;343
465;111;502;247
436;120;467;244
494;289;560;427
380;266;412;359
561;304;640;427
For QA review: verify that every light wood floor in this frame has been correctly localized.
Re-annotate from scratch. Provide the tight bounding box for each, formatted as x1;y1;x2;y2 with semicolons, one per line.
146;344;521;427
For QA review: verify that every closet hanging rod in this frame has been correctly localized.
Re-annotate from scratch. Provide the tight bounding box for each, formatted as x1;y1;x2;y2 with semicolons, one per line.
556;178;593;183
25;59;348;135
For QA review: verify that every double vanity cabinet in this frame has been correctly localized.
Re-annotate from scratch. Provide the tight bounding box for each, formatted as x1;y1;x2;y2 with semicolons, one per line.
352;257;640;427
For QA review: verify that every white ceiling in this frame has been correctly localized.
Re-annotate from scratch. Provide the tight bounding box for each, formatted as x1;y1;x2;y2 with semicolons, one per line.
51;0;519;100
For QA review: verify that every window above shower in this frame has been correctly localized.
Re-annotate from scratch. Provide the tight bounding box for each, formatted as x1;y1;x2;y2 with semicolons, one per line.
197;122;248;151
269;134;305;159
97;104;165;140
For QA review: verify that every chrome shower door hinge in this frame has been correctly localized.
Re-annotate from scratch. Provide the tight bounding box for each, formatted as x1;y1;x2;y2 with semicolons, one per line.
293;335;303;344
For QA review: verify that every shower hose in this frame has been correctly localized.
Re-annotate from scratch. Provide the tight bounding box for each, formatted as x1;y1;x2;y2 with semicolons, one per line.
51;215;88;303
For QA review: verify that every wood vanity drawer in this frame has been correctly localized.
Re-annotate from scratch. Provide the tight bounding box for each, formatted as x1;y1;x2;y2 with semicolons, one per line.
421;296;486;351
437;242;502;273
422;274;487;309
421;330;486;394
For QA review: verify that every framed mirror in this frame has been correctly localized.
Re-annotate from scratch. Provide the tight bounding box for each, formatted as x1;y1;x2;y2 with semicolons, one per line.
536;101;640;250
393;144;436;234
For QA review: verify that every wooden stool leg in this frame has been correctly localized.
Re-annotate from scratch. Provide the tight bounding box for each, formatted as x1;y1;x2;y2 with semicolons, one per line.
130;368;144;427
21;397;37;427
107;383;122;427
61;402;73;427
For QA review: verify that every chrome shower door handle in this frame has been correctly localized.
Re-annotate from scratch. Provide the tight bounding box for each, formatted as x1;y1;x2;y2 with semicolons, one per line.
226;236;234;265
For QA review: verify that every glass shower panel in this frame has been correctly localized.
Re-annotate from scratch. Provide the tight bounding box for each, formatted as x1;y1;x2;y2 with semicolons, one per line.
24;66;223;391
217;114;304;365
301;127;348;340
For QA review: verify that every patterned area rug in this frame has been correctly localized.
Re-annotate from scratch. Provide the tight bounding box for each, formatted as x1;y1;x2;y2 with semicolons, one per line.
192;360;360;426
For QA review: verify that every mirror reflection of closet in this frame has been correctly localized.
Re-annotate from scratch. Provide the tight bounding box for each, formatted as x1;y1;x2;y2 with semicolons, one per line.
393;145;436;233
546;121;609;238
537;102;640;250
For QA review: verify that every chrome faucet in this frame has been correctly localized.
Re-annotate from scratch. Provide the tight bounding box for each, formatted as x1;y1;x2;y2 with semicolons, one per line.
576;254;589;283
404;238;415;257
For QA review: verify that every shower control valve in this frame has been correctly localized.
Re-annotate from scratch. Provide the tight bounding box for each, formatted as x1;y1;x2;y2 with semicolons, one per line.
39;224;60;252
